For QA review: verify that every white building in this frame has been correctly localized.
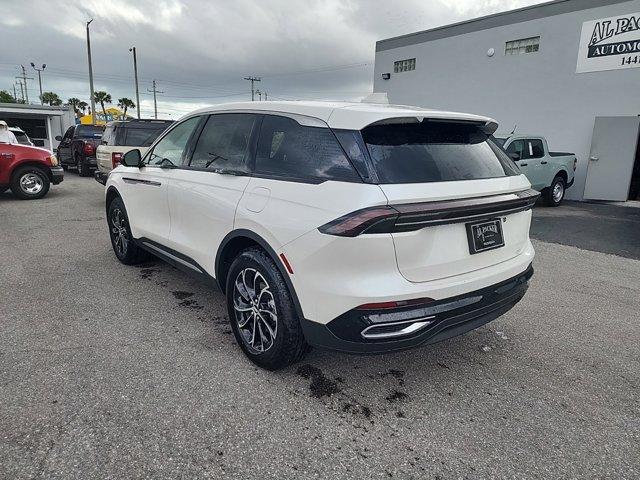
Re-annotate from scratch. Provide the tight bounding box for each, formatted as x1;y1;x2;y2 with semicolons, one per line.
374;0;640;202
0;103;76;152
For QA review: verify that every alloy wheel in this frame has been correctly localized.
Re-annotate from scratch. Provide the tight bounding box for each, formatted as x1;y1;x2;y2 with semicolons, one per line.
232;268;278;354
19;173;43;195
110;208;129;256
552;181;564;203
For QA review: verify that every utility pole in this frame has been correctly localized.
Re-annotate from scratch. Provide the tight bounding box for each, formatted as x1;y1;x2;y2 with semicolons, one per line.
18;66;33;104
264;91;268;101
147;80;163;119
86;19;96;125
129;46;140;119
243;76;261;101
14;79;25;102
255;89;262;101
30;63;46;105
13;83;18;102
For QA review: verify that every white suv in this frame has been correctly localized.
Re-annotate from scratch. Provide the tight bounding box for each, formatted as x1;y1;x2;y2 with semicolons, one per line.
105;101;537;370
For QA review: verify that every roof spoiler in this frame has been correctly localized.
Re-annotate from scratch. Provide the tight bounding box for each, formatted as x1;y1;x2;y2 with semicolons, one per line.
366;117;499;134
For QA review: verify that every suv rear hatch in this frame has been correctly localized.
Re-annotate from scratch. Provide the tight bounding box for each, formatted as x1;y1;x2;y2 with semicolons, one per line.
361;120;535;283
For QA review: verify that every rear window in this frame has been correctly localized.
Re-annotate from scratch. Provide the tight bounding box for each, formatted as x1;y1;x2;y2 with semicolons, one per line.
361;122;519;184
76;125;103;138
117;124;170;147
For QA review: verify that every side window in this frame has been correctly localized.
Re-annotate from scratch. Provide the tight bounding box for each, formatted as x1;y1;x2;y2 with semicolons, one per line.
506;139;526;159
255;115;360;182
146;116;200;167
189;114;256;171
529;139;544;159
101;125;114;145
62;126;74;141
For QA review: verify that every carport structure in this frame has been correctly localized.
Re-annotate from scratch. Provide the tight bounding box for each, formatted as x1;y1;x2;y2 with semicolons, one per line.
0;102;75;152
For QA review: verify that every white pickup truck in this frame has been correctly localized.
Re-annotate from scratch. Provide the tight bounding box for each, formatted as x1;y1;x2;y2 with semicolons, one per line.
494;135;576;206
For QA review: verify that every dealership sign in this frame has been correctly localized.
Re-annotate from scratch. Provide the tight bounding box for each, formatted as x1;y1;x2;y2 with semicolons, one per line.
576;12;640;73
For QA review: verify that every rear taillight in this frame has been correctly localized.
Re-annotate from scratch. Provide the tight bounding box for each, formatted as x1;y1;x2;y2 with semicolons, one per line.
112;152;123;169
573;158;577;171
83;143;95;155
318;189;540;237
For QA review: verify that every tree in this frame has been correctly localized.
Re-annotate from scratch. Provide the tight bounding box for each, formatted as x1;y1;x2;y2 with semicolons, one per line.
93;91;112;117
117;97;135;119
67;97;81;115
77;101;88;114
0;90;16;103
40;92;63;106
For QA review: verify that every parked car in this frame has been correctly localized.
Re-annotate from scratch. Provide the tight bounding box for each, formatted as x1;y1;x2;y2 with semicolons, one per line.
493;134;576;206
95;119;173;185
9;127;34;146
55;124;104;177
0;142;63;199
104;101;537;370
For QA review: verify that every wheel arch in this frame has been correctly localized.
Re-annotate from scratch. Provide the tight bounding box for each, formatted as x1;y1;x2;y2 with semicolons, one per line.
554;169;568;184
105;186;121;216
11;161;52;181
215;229;305;319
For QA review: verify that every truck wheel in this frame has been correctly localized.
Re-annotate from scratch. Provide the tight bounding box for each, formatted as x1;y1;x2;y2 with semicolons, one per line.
226;247;309;370
0;186;7;194
544;176;565;207
107;196;150;265
10;166;51;200
76;155;90;177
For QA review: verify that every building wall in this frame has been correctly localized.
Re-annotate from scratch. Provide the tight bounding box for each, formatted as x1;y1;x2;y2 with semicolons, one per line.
374;0;640;200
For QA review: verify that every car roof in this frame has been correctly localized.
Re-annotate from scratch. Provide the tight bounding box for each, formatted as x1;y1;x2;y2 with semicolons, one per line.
185;100;497;132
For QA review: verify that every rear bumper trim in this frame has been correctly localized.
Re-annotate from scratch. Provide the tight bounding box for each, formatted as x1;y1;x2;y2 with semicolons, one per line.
300;264;533;354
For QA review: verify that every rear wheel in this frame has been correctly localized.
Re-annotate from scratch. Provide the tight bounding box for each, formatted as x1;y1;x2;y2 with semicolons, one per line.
226;248;308;370
544;175;565;207
76;154;90;177
10;166;50;200
107;196;150;265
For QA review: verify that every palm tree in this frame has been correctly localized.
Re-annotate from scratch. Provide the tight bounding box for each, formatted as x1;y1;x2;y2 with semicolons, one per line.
93;91;112;117
67;97;81;116
40;92;62;106
117;97;136;119
77;101;88;115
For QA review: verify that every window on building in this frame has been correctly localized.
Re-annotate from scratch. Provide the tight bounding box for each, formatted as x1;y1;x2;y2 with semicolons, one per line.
505;36;540;55
393;58;416;73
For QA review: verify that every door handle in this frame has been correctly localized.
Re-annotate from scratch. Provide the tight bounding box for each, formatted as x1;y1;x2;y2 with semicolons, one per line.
541;161;548;164
590;156;599;162
520;163;528;167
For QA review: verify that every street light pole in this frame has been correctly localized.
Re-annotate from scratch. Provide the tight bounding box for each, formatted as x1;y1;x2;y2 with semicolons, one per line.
86;19;96;125
129;46;140;119
30;63;46;105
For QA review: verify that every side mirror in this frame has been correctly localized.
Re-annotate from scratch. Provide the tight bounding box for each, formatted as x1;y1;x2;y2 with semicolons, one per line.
121;149;142;167
55;135;62;141
508;152;521;161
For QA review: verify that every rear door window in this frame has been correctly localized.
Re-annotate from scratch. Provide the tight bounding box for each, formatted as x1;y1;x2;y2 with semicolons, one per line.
528;139;545;158
189;114;256;171
362;121;519;184
255;115;360;182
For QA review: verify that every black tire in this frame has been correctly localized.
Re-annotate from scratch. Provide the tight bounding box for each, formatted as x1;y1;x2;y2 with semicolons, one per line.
543;175;566;207
0;186;7;194
61;164;68;171
76;154;90;177
10;166;50;200
107;196;150;265
226;247;308;370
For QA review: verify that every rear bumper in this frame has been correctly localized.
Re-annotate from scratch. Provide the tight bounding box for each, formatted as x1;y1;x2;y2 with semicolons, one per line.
94;170;108;185
300;264;533;354
50;166;64;185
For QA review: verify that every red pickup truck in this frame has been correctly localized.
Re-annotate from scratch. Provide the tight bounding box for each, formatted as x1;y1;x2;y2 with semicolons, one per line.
0;143;64;199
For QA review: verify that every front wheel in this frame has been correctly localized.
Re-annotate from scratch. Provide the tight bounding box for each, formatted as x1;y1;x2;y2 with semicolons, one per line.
226;248;308;370
10;166;50;200
107;196;150;265
544;175;566;207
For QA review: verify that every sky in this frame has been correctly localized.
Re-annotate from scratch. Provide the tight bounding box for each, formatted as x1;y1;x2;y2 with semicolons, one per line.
0;0;545;119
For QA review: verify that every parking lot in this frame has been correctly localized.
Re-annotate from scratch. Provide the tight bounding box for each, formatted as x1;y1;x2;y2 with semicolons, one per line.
1;175;638;479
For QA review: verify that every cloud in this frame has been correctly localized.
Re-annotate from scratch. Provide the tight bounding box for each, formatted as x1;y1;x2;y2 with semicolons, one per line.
0;0;543;118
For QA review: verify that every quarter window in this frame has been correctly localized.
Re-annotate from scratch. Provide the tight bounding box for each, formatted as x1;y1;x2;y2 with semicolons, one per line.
505;36;540;55
189;114;256;171
146;116;200;167
255;115;360;182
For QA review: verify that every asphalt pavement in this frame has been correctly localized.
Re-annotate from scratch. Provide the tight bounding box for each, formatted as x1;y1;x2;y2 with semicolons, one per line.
1;175;638;479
